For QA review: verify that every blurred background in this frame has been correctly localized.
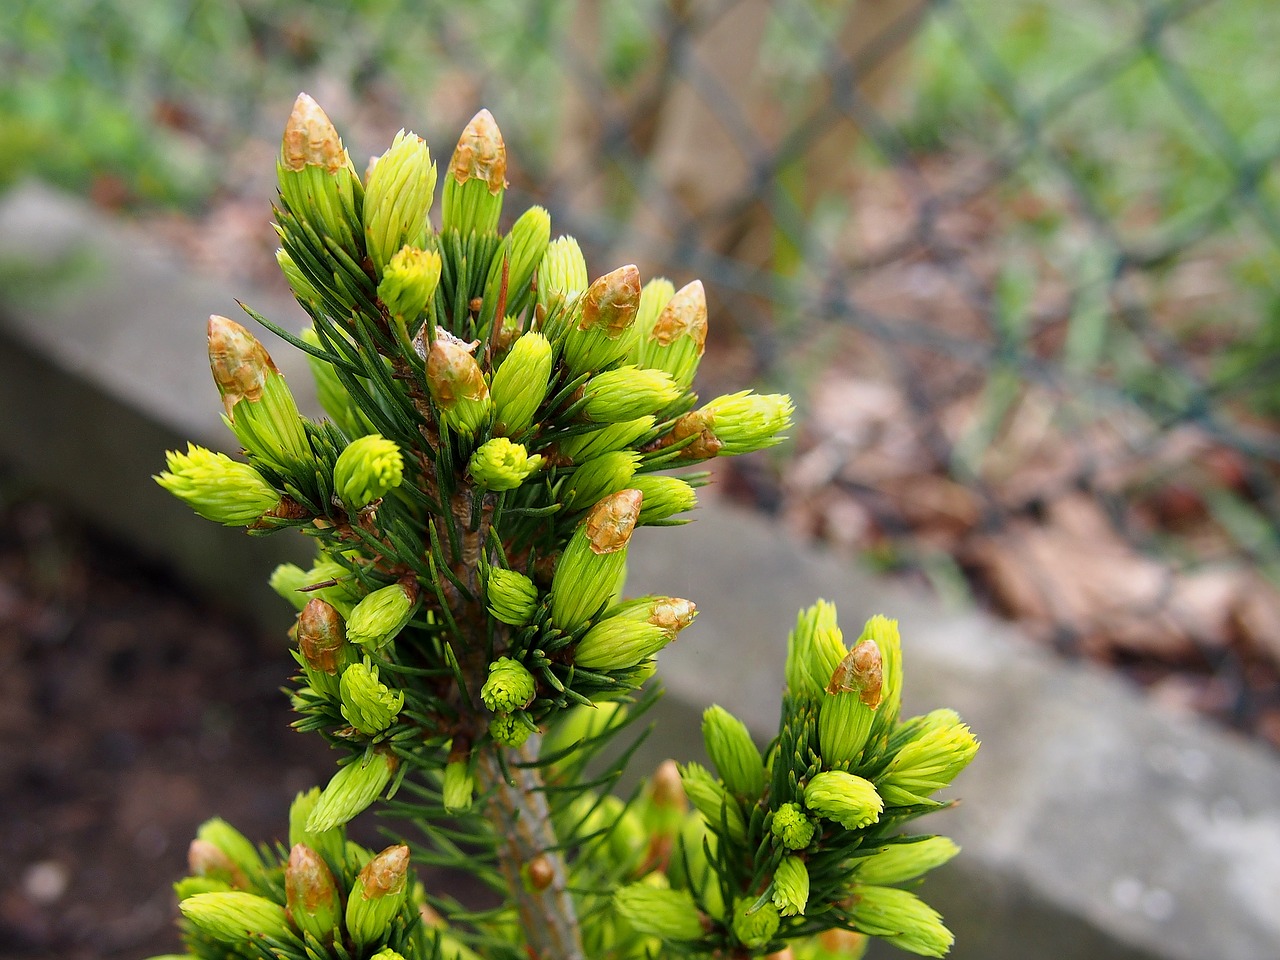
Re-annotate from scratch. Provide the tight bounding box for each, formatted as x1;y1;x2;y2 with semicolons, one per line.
3;0;1280;956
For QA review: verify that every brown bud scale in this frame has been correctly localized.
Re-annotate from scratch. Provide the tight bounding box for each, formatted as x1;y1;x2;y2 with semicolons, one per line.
281;93;347;173
826;639;883;708
650;279;708;351
208;315;279;416
450;109;507;193
584;489;643;555
579;265;641;337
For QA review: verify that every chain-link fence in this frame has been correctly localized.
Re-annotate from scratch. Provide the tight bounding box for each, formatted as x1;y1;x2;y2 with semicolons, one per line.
6;0;1280;744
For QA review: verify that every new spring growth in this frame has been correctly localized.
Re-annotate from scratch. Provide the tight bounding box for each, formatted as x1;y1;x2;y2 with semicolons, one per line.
481;657;536;713
680;762;747;844
770;802;816;851
575;595;696;671
772;855;811;917
564;451;640;511
426;331;492;437
179;891;293;944
613;885;706;941
557;416;656;462
187;839;246;890
300;327;369;439
155;444;281;526
732;896;781;951
877;710;979;806
307;750;398;832
378;246;442;327
818;638;883;765
551;489;642;632
583;366;680;423
285;843;341;945
209;316;311;475
345;844;411;948
278;93;362;260
484;566;539;625
702;705;765;801
483;205;551;321
860;615;904;742
288;788;345;874
668;391;795;460
786;601;847;702
468;437;542;491
490;332;553;437
346;582;416;649
537;235;590;317
630;475;698;524
443;757;475;813
847;885;954;959
803;770;884;830
634;279;709;392
441;109;507;236
334;434;404;508
340;660;404;735
856;837;960;886
192;819;261;886
561;264;642;376
489;710;536;748
364;130;435;277
277;247;322;309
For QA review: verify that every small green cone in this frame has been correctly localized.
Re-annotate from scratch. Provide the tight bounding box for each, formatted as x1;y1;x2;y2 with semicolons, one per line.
803;770;883;830
614;884;706;941
574;616;672;671
490;331;553;437
536;235;590;316
441;109;507;236
671;390;794;459
345;844;411;949
307;750;399;832
179;891;293;945
377;246;442;328
489;710;536;747
339;659;404;735
701;705;765;802
770;802;816;851
484;566;539;626
481;657;537;713
285;843;341;946
155;444;281;526
468;437;542;491
334;434;404;509
346;582;417;649
818;638;883;766
364;130;436;277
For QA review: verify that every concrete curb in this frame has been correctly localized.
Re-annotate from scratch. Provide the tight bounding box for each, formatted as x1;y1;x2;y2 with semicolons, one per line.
3;182;1277;959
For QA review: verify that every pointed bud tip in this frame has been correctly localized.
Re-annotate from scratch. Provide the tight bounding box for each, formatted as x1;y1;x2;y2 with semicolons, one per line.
282;93;346;173
652;279;708;351
450;109;507;193
584;488;643;554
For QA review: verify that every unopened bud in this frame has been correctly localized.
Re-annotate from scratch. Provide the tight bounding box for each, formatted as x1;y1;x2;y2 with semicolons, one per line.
770;802;815;851
307;750;399;832
195;819;263;881
772;856;810;917
680;762;746;844
583;366;680;423
847;885;954;958
345;844;411;948
484;566;539;626
489;710;535;747
364;130;436;276
818;639;883;765
378;246;442;326
483;205;551;320
557;416;656;463
856;836;960;886
635;279;708;391
630;277;676;348
575;617;672;672
426;331;492;437
629;475;698;524
481;657;537;713
339;660;404;735
334;434;404;508
443;758;475;813
491;331;553;437
614;884;706;941
549;489;642;631
277;93;363;260
785;601;847;702
285;843;341;945
860;615;903;742
441;110;507;236
187;839;247;890
347;583;416;649
803;770;883;830
561;264;642;375
563;450;640;511
537;236;589;314
297;598;352;676
732;896;781;951
701;705;765;802
156;444;281;526
179;891;291;944
468;437;542;491
289;788;345;873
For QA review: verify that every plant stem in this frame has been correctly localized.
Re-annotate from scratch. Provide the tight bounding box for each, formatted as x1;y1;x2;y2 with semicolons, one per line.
476;739;585;960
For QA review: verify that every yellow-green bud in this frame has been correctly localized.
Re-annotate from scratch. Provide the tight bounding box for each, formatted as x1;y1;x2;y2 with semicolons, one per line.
377;246;442;326
484;566;539;625
614;884;706;941
277;247;323;309
481;657;536;713
847;885;954;958
629;475;698;524
634;279;708;391
174;875;231;901
155;444;281;526
556;416;656;463
443;757;475;813
491;331;553;437
483;205;551;319
772;855;810;917
631;277;676;347
877;712;978;807
856;837;960;886
195;819;263;881
307;750;399;832
334;434;404;508
277;93;363;261
679;762;746;844
289;788;345;874
371;949;407;960
701;705;765;801
345;844;411;948
582;366;681;423
688;390;794;458
426;331;492;438
285;843;341;945
489;710;535;747
441;109;507;236
364;130;436;277
209;316;312;474
786;601;847;702
731;896;780;951
561;264;642;375
563;450;640;511
537;235;589;314
818;639;882;766
550;489;642;631
468;437;542;491
347;583;416;649
575;617;672;671
271;563;311;611
803;770;883;830
179;891;292;944
770;802;815;850
339;660;404;735
187;839;246;890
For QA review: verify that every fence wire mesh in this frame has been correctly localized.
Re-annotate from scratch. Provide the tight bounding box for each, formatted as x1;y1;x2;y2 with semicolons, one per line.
6;0;1280;744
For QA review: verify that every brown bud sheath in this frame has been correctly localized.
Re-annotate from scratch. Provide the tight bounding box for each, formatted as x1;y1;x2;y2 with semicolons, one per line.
449;109;507;193
580;264;641;337
650;279;708;352
356;844;410;898
208;316;279;416
648;598;698;634
188;839;248;889
281;93;347;173
827;639;883;709
297;599;347;674
584;488;643;555
426;334;488;406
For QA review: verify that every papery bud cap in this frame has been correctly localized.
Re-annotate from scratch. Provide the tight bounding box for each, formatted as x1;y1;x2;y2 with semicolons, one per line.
297;599;348;674
580;264;641;337
208;316;279;416
449;109;507;192
282;93;347;173
585;488;643;555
